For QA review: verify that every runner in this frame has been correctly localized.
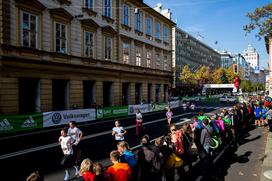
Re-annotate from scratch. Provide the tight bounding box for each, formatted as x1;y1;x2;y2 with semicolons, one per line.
135;109;143;137
182;102;187;111
59;128;74;181
68;121;83;175
112;120;127;145
166;107;173;125
190;102;195;110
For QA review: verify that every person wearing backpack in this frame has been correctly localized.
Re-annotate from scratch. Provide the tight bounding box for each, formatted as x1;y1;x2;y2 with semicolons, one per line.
200;119;213;174
191;116;204;158
117;141;138;181
137;135;162;181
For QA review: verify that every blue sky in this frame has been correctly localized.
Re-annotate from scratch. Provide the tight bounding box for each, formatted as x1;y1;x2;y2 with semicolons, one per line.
145;0;271;68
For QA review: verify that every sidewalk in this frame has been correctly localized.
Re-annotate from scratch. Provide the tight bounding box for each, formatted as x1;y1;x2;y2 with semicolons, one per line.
261;130;272;181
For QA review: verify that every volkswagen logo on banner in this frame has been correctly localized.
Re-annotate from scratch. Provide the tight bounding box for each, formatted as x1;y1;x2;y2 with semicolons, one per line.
51;113;62;124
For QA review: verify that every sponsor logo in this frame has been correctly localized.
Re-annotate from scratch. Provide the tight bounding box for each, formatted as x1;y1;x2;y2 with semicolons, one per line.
129;107;135;114
113;109;128;115
0;119;13;132
21;116;37;128
97;109;103;118
51;113;62;124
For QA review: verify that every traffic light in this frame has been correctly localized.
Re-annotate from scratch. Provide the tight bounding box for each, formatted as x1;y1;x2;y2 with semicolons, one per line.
233;64;238;74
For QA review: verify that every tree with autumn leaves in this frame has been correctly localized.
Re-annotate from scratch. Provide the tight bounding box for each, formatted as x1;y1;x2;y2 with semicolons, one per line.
179;65;196;86
179;65;265;92
179;65;240;85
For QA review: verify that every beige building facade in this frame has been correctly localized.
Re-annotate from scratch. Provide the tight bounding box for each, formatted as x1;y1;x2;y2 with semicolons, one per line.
265;36;272;96
0;0;175;114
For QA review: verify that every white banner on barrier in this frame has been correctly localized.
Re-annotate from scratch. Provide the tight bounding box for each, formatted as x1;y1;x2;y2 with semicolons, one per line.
169;100;180;109
128;104;152;115
43;109;96;127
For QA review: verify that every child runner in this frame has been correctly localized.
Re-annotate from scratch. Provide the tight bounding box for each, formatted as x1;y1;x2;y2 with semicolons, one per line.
112;120;127;145
166;107;173;125
68;121;83;175
59;128;75;181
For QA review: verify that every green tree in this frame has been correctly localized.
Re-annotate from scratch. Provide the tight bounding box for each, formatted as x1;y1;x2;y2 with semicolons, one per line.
240;80;253;92
194;66;210;84
179;65;196;85
244;4;272;38
211;67;228;84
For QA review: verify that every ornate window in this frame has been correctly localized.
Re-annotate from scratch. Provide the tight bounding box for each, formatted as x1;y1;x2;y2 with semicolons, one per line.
85;0;93;9
84;31;94;58
123;5;129;26
104;0;111;17
135;11;141;31
146;17;151;36
21;11;38;48
155;22;160;39
123;43;130;64
54;22;67;53
136;48;141;66
105;36;112;60
163;25;169;43
146;50;152;68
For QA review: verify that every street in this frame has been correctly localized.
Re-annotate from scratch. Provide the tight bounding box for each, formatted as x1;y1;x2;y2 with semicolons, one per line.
0;102;229;181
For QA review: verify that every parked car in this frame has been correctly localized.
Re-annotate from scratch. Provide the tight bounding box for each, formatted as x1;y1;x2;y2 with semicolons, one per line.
219;96;237;103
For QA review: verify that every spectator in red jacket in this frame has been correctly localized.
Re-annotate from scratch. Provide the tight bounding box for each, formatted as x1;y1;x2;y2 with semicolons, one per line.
80;158;95;181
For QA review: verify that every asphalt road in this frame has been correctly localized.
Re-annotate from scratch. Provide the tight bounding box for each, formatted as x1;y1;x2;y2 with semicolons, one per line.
0;102;232;181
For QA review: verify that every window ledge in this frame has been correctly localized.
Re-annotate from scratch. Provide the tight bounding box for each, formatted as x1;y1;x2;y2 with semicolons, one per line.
17;46;43;56
134;30;143;36
121;24;131;31
102;15;114;24
82;8;97;17
52;51;69;59
82;57;96;64
155;38;162;43
163;41;169;45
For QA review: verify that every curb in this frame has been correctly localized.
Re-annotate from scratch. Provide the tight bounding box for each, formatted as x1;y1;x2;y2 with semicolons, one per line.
261;131;272;181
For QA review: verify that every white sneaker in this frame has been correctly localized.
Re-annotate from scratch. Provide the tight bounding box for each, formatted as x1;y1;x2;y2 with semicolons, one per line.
64;171;69;181
74;166;79;176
